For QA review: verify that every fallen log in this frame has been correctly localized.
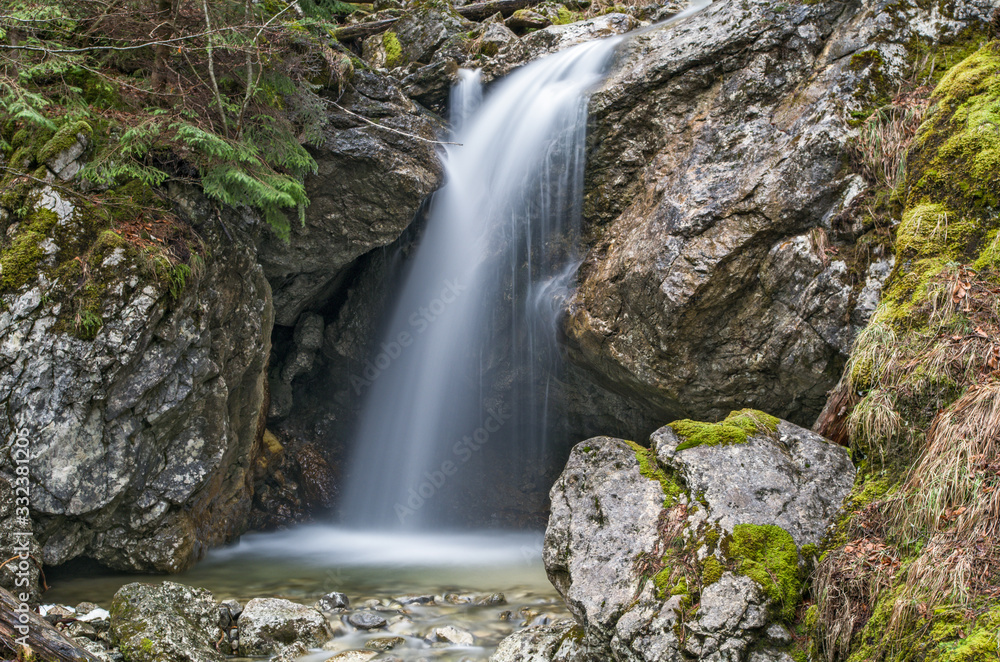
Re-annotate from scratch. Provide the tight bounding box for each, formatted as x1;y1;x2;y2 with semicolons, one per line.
333;17;399;41
456;0;546;21
0;586;101;662
333;0;547;41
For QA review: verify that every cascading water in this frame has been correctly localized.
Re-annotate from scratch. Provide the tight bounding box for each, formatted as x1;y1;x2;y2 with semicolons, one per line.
342;3;711;529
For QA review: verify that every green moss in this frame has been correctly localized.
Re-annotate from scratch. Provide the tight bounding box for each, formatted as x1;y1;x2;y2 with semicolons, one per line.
701;556;723;586
670;575;688;596
37;120;92;165
670;409;779;451
624;439;685;507
554;5;579;24
726;524;802;621
848;592;1000;662
653;567;672;600
895;203;977;259
381;30;403;68
909;42;1000;213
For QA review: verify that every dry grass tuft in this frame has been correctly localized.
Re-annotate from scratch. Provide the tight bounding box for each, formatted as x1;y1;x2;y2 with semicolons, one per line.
849;93;930;192
897;381;1000;542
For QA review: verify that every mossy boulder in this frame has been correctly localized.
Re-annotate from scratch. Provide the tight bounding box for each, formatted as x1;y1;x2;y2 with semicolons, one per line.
534;416;854;662
110;582;223;662
654;417;855;547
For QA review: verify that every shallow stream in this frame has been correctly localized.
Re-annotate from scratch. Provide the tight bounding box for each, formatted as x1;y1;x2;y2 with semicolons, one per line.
46;526;569;661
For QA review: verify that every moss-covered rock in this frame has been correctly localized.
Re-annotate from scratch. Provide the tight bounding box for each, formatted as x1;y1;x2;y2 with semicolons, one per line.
110;582;223;662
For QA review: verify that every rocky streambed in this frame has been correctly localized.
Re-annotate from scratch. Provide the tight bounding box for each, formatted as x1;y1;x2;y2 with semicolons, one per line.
37;530;567;662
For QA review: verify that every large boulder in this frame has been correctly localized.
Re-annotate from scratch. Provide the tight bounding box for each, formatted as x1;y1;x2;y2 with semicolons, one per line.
109;582;223;662
257;69;442;328
565;0;996;426
510;412;854;662
0;184;271;573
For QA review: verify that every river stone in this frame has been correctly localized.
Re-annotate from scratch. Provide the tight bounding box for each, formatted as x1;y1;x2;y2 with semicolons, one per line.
316;591;350;611
653;420;855;546
238;598;332;655
429;625;475;645
365;636;405;650
327;651;379;662
347;611;388;630
544;437;664;638
489;620;583;662
109;582;223;662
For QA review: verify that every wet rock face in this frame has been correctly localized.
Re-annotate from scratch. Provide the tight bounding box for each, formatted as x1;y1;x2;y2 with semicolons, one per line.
528;416;854;662
565;0;989;425
256;70;442;327
0;186;271;574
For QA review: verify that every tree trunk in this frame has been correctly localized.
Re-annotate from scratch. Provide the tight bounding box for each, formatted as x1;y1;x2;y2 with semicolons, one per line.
151;0;174;91
456;0;546;22
0;586;101;662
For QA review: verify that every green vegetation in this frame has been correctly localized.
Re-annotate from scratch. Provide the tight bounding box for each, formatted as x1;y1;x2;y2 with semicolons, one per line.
814;40;1000;662
382;31;404;68
625;439;684;507
669;409;779;451
0;0;358;240
727;524;803;621
701;556;723;586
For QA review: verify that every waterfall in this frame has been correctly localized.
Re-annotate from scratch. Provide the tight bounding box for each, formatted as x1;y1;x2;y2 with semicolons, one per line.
341;3;709;529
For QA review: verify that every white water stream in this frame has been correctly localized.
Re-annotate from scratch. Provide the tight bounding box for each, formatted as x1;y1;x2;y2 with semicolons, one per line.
341;3;712;529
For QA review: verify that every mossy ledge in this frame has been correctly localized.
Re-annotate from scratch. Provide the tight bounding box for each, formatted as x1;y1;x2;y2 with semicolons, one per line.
668;409;780;451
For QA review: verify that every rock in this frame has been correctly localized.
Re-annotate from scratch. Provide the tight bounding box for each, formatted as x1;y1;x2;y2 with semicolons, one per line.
428;625;475;645
347;611;388;630
316;591;350;611
66;621;99;640
327;651;379;662
401;59;460;111
272;641;309;662
0;477;42;603
238;597;332;655
486;13;637;81
364;636;405;650
489;620;583;662
256;69;441;327
392;4;468;65
0;184;271;574
653;418;855;546
565;0;993;426
395;594;435;605
474;592;507;606
109;582;223;662
524;414;855;661
506;9;551;29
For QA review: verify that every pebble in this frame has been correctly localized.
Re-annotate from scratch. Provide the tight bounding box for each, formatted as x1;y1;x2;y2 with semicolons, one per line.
327;651;379;662
396;594;435;605
317;591;351;611
347;611;388;630
365;636;405;651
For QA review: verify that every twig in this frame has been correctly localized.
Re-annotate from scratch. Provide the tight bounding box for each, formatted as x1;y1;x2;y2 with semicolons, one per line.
327;100;461;146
